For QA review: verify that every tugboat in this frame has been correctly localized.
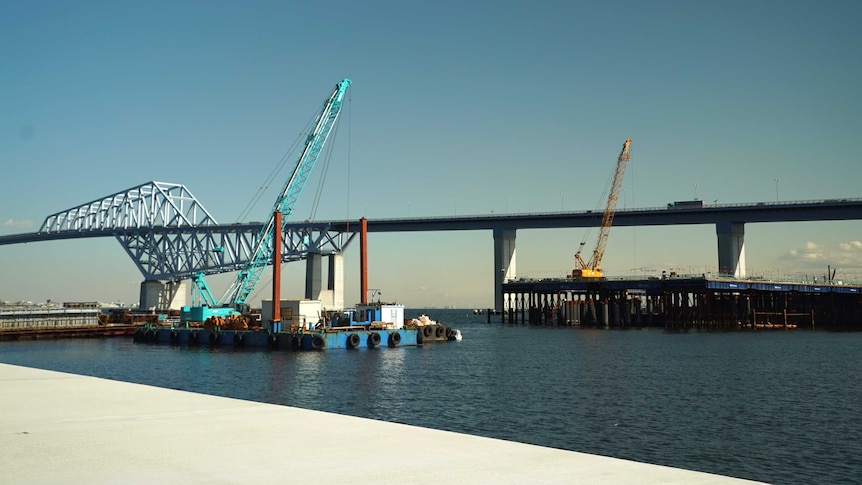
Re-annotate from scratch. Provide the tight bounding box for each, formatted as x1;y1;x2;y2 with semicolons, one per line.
302;301;418;350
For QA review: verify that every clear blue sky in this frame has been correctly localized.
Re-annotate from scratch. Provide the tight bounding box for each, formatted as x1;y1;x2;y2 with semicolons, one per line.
2;0;861;307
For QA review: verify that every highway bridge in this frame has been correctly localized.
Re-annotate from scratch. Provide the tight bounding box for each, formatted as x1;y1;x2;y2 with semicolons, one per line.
2;181;861;310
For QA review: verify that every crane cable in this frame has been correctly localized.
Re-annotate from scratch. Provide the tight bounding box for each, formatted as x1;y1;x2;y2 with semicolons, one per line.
577;155;617;257
246;120;335;305
307;113;342;222
234;104;322;223
344;88;352;242
241;92;351;304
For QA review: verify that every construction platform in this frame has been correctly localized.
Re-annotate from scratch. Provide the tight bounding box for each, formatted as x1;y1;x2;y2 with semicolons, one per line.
0;324;139;341
0;303;155;340
0;363;762;484
502;275;862;329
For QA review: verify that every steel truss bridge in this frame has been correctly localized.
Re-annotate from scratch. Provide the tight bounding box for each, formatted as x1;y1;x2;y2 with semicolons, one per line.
0;181;357;282
2;180;862;309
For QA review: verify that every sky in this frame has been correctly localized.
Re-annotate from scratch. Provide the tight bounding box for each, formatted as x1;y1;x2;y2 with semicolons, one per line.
2;0;861;308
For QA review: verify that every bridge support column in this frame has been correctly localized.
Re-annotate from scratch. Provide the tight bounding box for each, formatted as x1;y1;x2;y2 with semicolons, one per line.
716;221;746;277
305;252;345;311
305;252;322;300
494;228;517;312
139;279;188;311
323;253;345;311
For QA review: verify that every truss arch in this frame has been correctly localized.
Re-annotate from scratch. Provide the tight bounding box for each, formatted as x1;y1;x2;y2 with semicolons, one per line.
39;181;218;233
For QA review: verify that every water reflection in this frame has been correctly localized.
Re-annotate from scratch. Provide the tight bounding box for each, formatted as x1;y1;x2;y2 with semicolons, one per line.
286;352;325;408
372;348;407;421
2;315;862;485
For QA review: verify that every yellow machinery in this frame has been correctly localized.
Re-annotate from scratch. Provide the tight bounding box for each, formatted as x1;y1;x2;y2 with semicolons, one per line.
571;139;632;278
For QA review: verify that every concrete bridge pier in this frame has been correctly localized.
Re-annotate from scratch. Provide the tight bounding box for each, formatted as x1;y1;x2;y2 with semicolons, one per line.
136;252;346;313
716;221;746;277
494;228;517;312
306;252;345;311
139;279;188;311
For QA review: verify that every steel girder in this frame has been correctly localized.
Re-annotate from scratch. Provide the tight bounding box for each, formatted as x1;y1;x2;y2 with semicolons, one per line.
116;224;355;280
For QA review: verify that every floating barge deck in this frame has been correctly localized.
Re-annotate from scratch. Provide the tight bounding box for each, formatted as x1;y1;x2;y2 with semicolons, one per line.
0;304;144;340
502;275;862;329
134;302;459;350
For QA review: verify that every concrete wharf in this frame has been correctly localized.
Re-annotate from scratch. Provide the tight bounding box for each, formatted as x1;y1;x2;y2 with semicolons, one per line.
0;363;762;484
502;276;862;329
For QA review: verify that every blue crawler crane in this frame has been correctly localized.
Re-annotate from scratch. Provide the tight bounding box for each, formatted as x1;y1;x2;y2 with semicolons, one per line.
180;79;352;325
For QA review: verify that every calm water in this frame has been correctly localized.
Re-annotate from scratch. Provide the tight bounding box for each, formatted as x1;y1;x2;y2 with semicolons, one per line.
2;310;860;484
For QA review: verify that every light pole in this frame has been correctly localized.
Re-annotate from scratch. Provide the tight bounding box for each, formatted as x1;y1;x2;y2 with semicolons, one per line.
561;192;565;211
774;178;780;202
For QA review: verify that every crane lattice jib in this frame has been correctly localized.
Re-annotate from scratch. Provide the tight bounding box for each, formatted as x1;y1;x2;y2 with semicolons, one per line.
586;139;632;270
222;78;352;306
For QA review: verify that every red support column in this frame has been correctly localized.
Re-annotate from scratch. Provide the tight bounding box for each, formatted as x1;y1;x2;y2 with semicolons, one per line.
272;211;282;326
360;217;368;304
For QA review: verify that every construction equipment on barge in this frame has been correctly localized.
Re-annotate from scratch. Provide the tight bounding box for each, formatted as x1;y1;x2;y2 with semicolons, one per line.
179;78;352;326
134;300;459;350
135;214;461;350
135;79;461;350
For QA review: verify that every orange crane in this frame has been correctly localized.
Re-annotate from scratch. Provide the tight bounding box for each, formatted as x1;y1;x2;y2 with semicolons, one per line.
571;139;632;278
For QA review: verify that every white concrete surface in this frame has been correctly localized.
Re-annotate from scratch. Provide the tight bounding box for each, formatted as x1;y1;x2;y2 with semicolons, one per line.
0;363;764;484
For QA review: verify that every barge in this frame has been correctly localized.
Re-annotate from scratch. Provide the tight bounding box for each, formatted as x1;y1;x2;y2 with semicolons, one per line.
1;303;145;340
133;301;460;350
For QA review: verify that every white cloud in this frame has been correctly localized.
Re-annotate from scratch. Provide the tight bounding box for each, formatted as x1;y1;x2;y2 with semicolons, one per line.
0;219;33;228
838;241;862;251
780;241;862;279
782;242;824;262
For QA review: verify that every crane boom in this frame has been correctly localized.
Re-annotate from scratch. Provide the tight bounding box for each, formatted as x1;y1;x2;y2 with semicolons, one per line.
220;78;352;306
572;139;632;278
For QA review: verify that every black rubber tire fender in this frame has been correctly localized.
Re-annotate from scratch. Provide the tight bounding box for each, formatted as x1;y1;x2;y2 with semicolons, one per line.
368;332;381;348
347;333;361;349
388;332;402;347
311;335;326;350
